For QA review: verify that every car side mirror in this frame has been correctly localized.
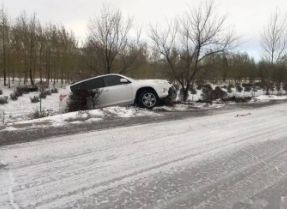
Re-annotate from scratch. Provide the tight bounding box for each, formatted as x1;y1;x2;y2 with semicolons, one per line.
120;78;129;84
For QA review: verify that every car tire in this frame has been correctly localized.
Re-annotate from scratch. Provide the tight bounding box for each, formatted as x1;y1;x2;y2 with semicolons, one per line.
137;90;158;109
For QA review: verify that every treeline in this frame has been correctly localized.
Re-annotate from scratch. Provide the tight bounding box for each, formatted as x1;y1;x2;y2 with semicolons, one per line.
0;6;148;87
1;3;287;98
0;8;78;87
201;53;287;93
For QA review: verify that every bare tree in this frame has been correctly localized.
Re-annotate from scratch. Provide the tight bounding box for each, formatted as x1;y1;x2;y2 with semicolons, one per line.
15;13;33;85
27;14;39;86
150;1;235;100
0;6;9;86
117;29;147;74
88;6;133;74
261;10;287;94
262;10;287;64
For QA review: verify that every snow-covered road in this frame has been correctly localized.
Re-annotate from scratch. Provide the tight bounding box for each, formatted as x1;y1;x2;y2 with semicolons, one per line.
0;103;287;208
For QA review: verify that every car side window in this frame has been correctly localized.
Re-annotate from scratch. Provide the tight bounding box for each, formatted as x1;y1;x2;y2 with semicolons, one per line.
104;75;126;87
84;77;105;90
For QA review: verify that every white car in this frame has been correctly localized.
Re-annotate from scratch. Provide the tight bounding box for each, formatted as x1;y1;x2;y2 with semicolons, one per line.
68;74;176;109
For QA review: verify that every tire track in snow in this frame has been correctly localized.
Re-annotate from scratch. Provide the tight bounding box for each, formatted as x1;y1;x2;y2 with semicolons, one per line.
8;115;285;204
11;112;286;195
0;103;287;208
8;108;283;179
48;127;287;208
1;113;286;207
160;143;287;208
0;167;19;209
8;169;19;209
30;117;287;207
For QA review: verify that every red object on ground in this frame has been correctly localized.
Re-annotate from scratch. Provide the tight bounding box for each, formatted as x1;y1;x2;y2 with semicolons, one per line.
59;94;67;102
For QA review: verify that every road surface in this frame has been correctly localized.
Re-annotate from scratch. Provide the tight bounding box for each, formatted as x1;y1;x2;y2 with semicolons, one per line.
0;102;287;208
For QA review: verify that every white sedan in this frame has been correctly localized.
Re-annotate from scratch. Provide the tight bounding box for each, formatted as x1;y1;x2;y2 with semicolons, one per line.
68;74;176;109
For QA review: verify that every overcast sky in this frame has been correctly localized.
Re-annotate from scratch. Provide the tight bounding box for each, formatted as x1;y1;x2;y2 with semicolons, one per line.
1;0;287;60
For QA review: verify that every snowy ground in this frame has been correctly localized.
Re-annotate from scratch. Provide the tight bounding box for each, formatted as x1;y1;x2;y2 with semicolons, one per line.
0;84;67;123
0;102;226;132
1;80;287;125
1;106;160;132
0;102;287;208
153;101;225;112
251;94;287;102
0;81;164;127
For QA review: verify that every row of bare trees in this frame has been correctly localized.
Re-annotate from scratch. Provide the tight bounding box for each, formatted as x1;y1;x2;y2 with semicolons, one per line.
260;9;287;94
0;6;148;86
150;2;287;98
0;8;78;87
1;2;287;98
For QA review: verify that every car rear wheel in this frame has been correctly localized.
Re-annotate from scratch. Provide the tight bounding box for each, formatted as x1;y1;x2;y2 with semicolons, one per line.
137;90;158;109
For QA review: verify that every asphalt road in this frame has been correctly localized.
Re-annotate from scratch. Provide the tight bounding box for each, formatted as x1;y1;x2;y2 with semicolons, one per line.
0;101;287;208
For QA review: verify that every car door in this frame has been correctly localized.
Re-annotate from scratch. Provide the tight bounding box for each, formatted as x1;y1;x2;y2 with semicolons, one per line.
100;75;133;107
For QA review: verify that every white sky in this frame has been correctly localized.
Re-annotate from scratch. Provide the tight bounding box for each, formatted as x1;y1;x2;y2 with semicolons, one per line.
1;0;287;60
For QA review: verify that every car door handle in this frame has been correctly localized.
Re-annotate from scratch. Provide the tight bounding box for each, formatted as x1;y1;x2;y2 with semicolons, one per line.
104;89;109;92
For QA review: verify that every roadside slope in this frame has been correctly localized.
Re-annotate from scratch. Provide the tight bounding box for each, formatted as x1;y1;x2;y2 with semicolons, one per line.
1;100;286;147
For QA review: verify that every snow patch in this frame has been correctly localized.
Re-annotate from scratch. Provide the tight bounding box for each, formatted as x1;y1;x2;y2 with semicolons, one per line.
253;95;287;102
2;126;18;131
1;106;159;131
0;84;68;124
102;106;158;118
154;103;225;112
0;160;8;168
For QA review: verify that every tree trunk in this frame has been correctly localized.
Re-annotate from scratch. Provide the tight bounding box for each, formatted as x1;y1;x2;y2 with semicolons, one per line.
2;25;6;86
181;83;190;102
29;66;34;86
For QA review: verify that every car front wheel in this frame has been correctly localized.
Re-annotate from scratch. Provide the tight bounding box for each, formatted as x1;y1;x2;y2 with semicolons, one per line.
137;90;158;109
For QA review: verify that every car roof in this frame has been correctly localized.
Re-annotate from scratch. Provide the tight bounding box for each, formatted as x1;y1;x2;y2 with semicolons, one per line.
71;73;129;87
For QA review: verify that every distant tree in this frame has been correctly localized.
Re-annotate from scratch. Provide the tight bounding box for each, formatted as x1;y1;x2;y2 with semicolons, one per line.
0;6;9;86
200;53;230;82
87;6;143;74
15;13;36;85
262;10;287;64
150;1;235;100
261;10;287;94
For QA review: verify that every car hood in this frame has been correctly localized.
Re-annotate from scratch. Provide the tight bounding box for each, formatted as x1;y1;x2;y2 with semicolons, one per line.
133;79;171;86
